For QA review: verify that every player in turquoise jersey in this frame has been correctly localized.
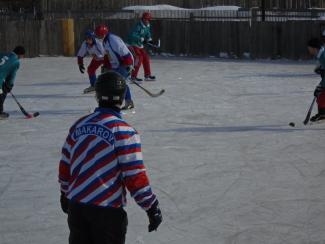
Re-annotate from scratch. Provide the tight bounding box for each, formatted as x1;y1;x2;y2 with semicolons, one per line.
127;12;156;82
0;46;25;119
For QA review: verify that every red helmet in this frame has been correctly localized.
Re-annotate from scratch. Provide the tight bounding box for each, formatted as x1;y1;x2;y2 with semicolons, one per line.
142;12;152;21
95;24;109;38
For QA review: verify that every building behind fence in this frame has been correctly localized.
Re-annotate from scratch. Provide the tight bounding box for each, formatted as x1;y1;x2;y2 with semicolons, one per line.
2;0;325;12
0;7;324;59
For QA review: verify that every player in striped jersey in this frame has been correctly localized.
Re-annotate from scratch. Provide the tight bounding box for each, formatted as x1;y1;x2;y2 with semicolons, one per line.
58;71;162;244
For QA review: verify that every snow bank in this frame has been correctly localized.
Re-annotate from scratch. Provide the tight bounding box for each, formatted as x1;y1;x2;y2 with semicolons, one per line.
123;4;187;11
200;6;241;11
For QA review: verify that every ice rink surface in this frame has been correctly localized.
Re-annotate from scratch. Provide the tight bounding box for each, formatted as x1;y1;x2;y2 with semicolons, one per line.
0;57;325;244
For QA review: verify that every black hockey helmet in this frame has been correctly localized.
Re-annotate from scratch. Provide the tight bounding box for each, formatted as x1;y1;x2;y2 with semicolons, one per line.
95;71;126;107
13;45;25;56
307;38;321;49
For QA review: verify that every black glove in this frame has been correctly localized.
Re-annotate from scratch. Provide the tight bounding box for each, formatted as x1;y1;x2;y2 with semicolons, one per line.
314;85;325;97
314;66;325;78
2;82;12;93
146;200;162;232
145;40;154;46
60;192;69;214
78;64;85;74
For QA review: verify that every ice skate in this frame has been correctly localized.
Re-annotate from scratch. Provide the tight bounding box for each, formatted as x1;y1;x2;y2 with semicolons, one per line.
144;75;156;81
83;86;95;94
131;77;143;83
310;113;325;122
0;112;9;119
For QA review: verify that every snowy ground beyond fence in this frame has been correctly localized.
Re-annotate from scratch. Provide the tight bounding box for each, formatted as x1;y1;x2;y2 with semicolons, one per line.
0;57;325;244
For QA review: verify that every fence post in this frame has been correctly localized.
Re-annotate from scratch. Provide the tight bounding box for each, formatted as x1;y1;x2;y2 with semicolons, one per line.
251;7;258;23
62;18;75;56
261;0;265;21
311;9;318;20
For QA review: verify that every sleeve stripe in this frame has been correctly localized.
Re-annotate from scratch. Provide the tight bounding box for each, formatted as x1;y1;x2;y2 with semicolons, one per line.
122;168;146;177
136;194;155;204
117;152;143;163
120;160;144;168
60;155;69;165
140;195;157;210
134;189;153;201
116;145;141;155
131;185;151;198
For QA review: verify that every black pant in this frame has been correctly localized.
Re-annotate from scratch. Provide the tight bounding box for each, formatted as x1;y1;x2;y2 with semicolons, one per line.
68;202;128;244
0;92;7;113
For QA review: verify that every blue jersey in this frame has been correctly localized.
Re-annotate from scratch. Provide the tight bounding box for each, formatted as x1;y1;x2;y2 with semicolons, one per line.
0;52;20;87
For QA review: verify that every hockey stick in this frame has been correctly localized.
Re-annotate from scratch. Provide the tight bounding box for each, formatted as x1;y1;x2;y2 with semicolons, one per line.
303;96;317;125
10;92;40;119
131;80;165;97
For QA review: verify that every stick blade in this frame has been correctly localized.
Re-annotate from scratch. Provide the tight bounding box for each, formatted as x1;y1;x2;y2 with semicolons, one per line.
303;112;311;125
150;89;165;97
24;112;40;119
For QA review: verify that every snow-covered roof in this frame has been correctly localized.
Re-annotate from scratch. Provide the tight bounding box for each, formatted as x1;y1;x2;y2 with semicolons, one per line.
123;4;241;11
200;6;240;11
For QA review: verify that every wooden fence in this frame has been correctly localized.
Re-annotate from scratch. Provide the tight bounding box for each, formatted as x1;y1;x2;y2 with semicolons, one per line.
153;20;322;59
0;18;322;59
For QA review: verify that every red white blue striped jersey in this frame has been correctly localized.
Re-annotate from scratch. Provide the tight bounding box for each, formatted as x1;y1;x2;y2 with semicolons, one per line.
58;107;157;210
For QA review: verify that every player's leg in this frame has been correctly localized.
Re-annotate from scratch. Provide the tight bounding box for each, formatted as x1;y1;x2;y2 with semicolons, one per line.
130;46;143;81
122;85;134;110
114;66;135;110
311;91;325;121
0;91;9;118
84;59;104;93
68;203;92;244
89;206;128;244
87;59;103;86
142;49;155;81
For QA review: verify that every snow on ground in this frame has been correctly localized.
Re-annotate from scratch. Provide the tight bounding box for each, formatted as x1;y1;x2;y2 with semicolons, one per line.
0;56;325;244
123;5;240;11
